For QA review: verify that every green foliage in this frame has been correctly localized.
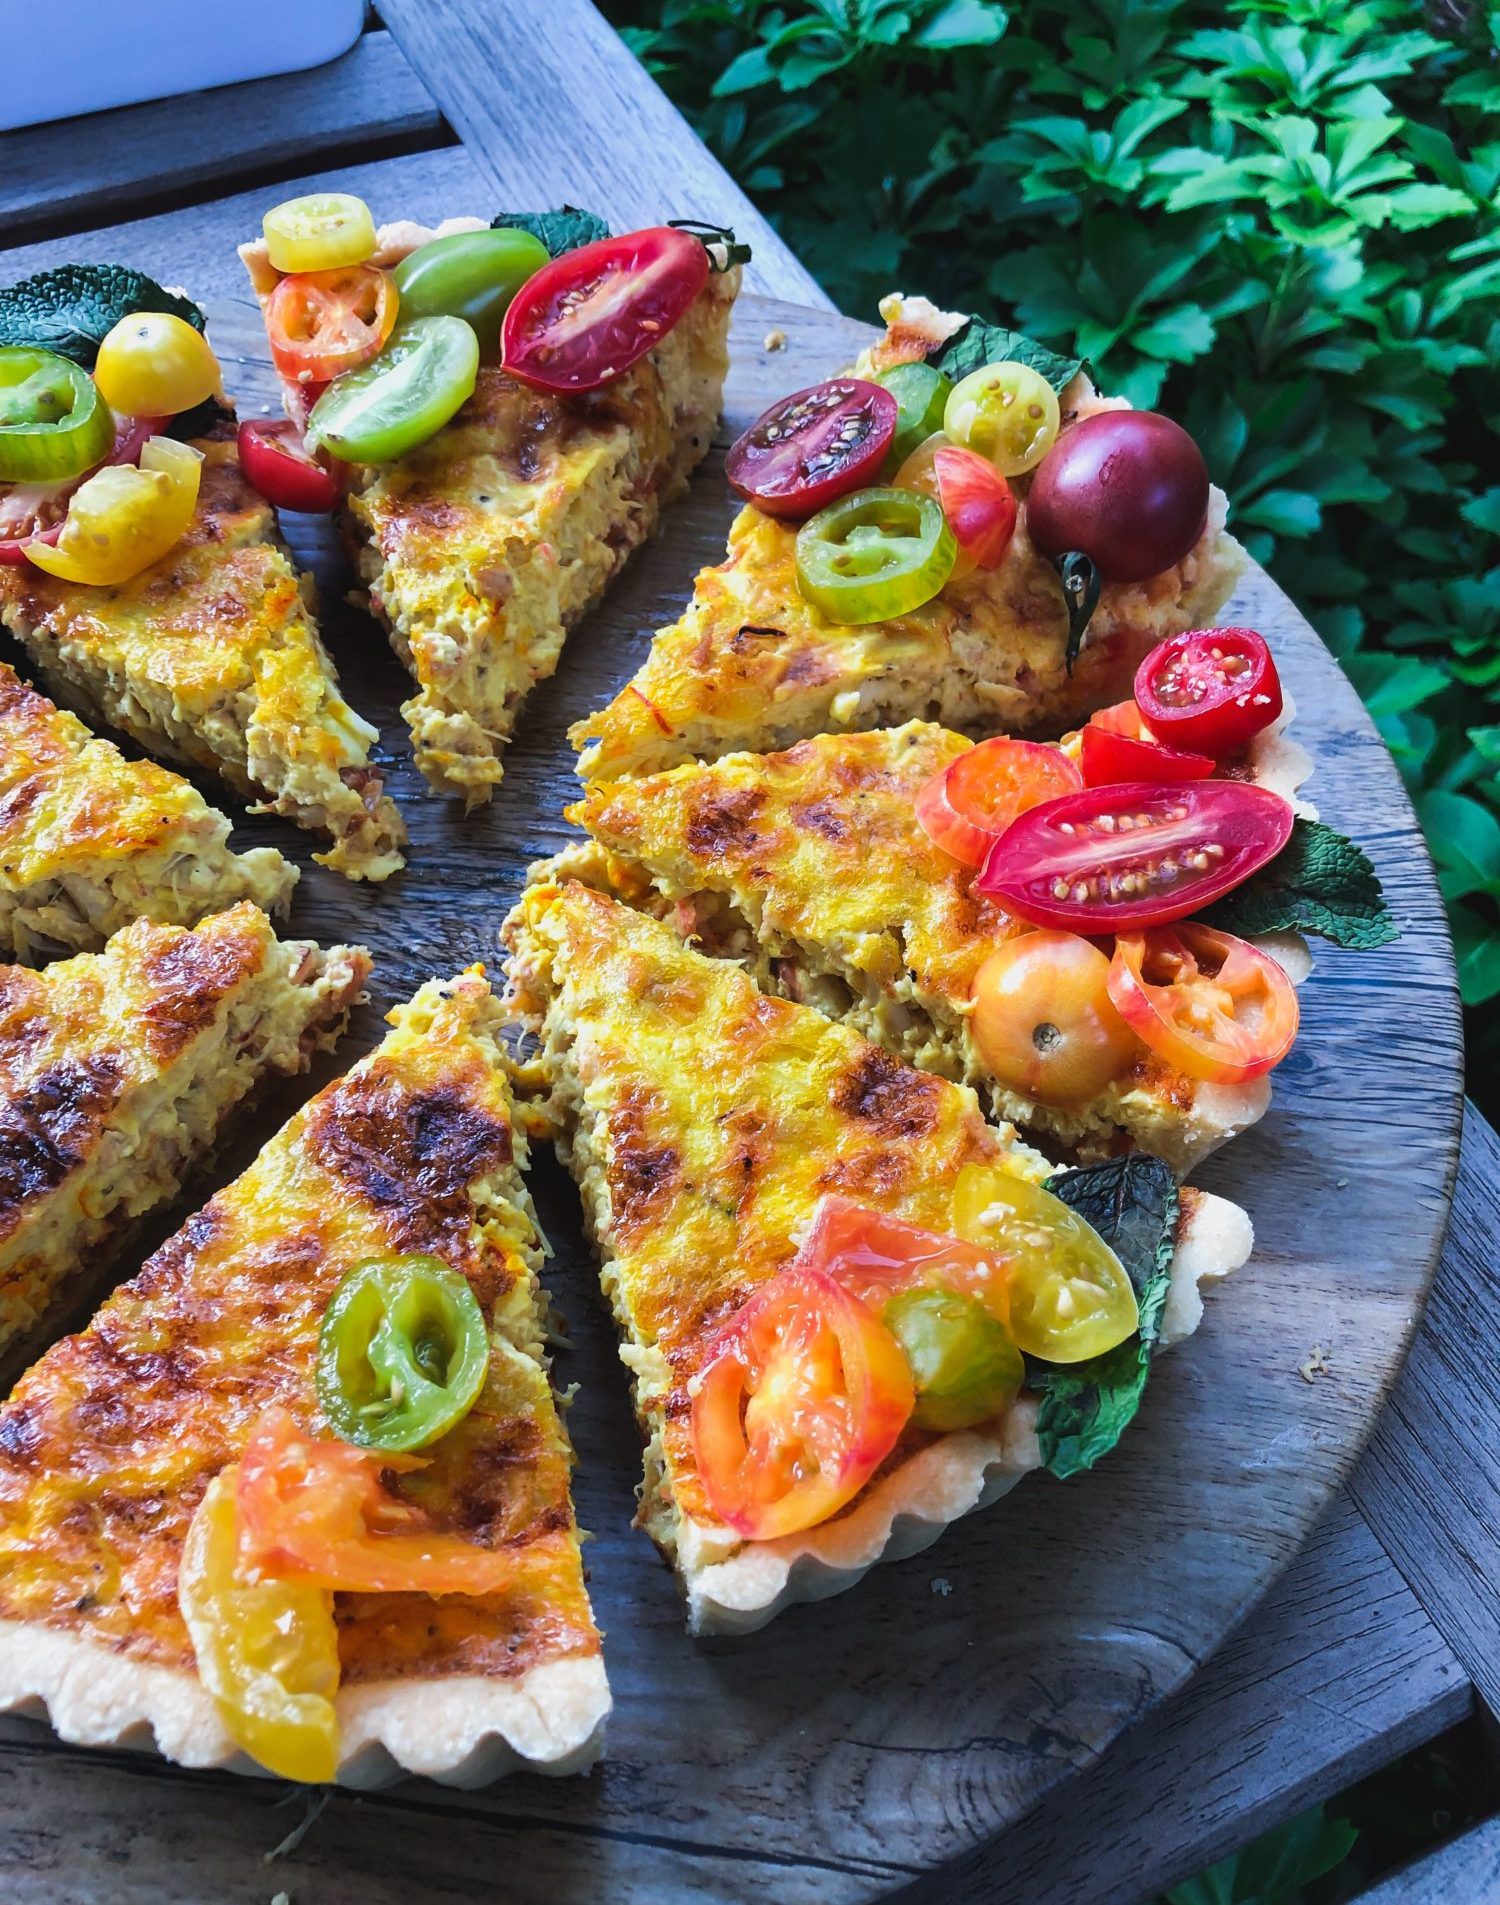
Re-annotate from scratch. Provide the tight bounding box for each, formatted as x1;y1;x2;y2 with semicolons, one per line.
1031;1155;1177;1479
609;0;1500;1100
1202;818;1398;947
1162;1802;1358;1904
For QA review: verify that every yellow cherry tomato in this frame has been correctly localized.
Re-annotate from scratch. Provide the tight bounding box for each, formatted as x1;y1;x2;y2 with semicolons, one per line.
178;1468;340;1783
264;192;378;274
93;313;223;418
943;362;1061;477
28;436;202;585
951;1162;1139;1363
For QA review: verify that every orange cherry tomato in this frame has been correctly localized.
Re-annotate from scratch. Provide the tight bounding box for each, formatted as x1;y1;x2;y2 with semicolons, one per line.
915;737;1083;869
1107;922;1299;1084
800;1194;1010;1323
236;1406;563;1596
1081;698;1216;785
894;436;1016;576
266;266;398;384
689;1264;914;1540
970;929;1139;1106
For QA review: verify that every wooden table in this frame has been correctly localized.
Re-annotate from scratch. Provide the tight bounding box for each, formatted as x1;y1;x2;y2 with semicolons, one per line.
2;7;1496;1900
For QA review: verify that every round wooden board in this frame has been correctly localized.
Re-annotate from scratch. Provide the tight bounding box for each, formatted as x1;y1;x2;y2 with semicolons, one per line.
16;294;1464;1904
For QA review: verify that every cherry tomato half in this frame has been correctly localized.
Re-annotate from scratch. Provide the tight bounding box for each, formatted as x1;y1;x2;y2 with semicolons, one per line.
726;379;897;520
1134;627;1283;758
977;780;1295;932
895;435;1017;576
0;411;163;564
689;1262;914;1541
1081;698;1216;785
266;265;398;383
970;929;1139;1107
1027;410;1209;583
915;736;1082;869
502;226;709;393
1108;923;1299;1084
237;419;345;513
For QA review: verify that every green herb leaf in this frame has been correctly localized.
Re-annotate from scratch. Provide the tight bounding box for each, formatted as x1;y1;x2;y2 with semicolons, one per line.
1029;1156;1179;1480
668;219;752;271
1053;550;1100;673
929;318;1082;392
0;265;204;370
167;395;236;443
1201;818;1398;949
489;207;610;257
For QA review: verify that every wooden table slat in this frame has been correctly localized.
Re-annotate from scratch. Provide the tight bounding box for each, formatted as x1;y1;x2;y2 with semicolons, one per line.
0;31;448;248
374;0;834;309
1355;1813;1500;1903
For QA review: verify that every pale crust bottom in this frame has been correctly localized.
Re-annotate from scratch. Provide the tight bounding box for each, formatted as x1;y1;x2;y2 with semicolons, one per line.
0;1621;609;1786
676;1190;1254;1634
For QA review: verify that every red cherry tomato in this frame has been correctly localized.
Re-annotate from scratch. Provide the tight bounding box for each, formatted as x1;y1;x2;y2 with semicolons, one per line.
726;379;897;520
266;265;397;383
689;1262;914;1540
502;226;709;394
977;780;1294;931
237;419;345;513
915;737;1082;869
1108;923;1299;1084
932;444;1017;569
1134;627;1283;758
803;1194;1009;1323
0;411;165;564
1081;698;1216;785
1026;410;1209;583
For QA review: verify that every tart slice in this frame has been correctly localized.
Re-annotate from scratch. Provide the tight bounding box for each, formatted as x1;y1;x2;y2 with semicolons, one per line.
0;903;367;1356
0;410;405;880
572;297;1245;784
0;659;298;960
241;212;742;803
0;966;608;1785
501;879;1252;1634
557;705;1312;1171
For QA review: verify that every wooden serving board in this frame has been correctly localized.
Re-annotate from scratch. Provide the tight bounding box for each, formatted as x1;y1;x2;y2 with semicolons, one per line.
0;294;1464;1905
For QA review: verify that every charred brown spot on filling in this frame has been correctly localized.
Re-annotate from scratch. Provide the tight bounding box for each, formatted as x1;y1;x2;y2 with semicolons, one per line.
780;646;843;689
0;1403;42;1464
0;1055;125;1235
685;784;765;860
140;924;264;1061
0;772;45;843
791;798;848;843
833;1046;940;1140
0;662;46;724
606;1086;681;1241
308;1064;514;1258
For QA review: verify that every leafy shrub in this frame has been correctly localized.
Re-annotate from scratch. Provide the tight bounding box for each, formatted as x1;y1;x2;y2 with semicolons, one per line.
609;0;1500;1099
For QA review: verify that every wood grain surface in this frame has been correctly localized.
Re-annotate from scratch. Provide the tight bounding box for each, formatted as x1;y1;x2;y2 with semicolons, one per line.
0;292;1465;1903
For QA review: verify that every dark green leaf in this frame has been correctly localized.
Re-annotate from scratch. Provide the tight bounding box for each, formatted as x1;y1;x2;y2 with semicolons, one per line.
929;318;1082;392
668;219;753;270
1200;818;1398;949
1029;1156;1178;1480
489;207;610;256
1053;550;1101;673
1166;1803;1358;1905
0;265;204;369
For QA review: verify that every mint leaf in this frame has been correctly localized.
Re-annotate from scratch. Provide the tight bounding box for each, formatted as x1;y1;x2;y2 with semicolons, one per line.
1030;1155;1178;1480
0;265;204;370
1201;818;1398;949
930;318;1082;392
490;207;610;257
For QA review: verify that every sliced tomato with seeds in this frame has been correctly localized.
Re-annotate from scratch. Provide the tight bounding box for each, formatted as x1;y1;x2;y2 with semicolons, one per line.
977;780;1294;931
915;736;1082;869
237;419;345;513
266;265;398;383
1081;698;1216;786
689;1262;914;1540
1135;627;1283;758
502;226;708;393
0;411;164;564
1108;922;1299;1083
727;379;897;520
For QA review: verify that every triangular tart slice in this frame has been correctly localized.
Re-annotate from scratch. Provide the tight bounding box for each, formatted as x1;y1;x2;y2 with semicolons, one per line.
560;718;1312;1171
242;216;741;804
0;966;608;1784
501;880;1252;1633
571;296;1246;784
0;902;367;1357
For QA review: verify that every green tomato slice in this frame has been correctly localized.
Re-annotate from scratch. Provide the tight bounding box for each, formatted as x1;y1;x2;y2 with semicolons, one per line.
882;1286;1023;1432
316;1253;490;1452
392;228;550;354
307;315;479;463
874;361;953;469
795;485;956;625
0;347;113;483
